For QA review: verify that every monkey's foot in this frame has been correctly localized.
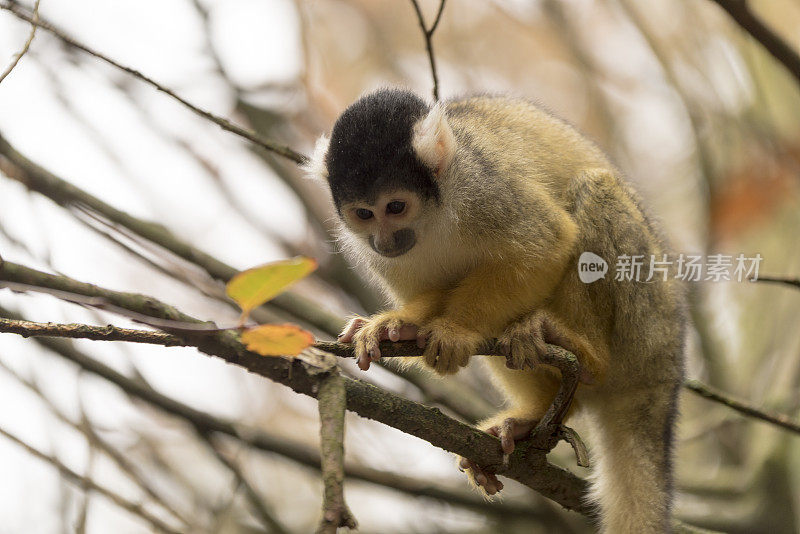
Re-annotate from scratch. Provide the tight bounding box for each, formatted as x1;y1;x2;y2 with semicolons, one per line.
499;311;596;384
458;417;538;495
497;311;555;371
418;319;482;375
339;314;423;371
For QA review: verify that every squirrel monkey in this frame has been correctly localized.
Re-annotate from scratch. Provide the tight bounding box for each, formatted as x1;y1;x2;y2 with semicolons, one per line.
306;89;686;533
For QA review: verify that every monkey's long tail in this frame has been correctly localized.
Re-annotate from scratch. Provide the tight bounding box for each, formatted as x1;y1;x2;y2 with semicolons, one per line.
584;382;681;534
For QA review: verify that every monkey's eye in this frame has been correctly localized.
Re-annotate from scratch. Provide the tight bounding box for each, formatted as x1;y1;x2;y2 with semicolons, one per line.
355;208;374;220
386;201;406;215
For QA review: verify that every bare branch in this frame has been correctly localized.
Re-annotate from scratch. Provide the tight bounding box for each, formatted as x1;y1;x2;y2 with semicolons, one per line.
409;0;447;100
0;0;39;84
685;379;800;435
315;356;357;533
0;2;307;163
707;0;800;88
0;130;337;334
0;426;182;534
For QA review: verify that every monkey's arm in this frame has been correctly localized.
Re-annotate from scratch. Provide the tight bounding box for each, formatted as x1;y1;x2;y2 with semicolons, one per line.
419;243;578;375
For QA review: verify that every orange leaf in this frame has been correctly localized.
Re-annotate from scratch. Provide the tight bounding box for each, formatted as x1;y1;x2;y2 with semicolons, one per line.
226;257;317;324
241;324;315;357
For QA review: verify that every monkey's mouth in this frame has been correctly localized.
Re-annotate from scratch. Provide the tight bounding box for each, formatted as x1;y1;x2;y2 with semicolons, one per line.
369;230;416;258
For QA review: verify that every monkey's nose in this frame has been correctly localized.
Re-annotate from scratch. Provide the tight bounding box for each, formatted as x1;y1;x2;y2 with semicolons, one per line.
369;228;416;257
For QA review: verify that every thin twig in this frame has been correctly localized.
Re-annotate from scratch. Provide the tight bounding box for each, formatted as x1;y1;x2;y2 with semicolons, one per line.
409;0;447;101
0;426;182;534
708;0;800;88
685;379;800;434
0;2;307;163
750;275;800;290
0;0;39;84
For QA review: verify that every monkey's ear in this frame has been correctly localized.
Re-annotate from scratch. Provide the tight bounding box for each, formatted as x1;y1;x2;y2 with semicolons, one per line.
303;135;330;181
412;104;455;176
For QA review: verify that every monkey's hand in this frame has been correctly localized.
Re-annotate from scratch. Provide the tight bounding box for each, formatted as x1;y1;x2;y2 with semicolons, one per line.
340;312;424;371
418;319;483;376
457;415;539;495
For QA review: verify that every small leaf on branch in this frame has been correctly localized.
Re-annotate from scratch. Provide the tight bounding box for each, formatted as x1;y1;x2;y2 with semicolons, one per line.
241;324;315;356
226;257;317;324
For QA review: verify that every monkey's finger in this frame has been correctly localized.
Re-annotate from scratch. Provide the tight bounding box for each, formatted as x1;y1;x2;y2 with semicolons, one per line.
381;324;419;342
338;317;366;343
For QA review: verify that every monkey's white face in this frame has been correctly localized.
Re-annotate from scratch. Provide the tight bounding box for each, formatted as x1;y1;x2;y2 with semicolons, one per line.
339;190;426;258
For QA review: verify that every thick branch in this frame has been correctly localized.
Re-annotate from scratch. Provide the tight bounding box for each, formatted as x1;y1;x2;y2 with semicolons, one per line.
0;261;592;514
0;2;307;163
708;0;800;87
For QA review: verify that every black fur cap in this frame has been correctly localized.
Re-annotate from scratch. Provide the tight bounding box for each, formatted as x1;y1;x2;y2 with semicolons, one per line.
325;89;440;211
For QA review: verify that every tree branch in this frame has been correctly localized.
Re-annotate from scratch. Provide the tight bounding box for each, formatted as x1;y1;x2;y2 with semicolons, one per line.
0;260;593;515
0;0;39;84
409;0;447;100
0;306;550;522
0;2;307;163
707;0;800;87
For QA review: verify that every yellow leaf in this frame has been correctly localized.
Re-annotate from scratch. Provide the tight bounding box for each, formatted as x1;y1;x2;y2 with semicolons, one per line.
226;257;317;323
241;324;315;356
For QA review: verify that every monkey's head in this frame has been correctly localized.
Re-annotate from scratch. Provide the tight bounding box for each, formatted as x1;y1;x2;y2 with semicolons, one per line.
305;89;456;259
